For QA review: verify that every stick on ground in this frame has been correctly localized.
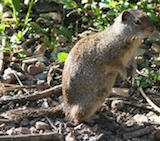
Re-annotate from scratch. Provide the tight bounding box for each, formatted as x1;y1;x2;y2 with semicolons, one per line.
0;132;63;141
139;87;160;113
0;84;62;105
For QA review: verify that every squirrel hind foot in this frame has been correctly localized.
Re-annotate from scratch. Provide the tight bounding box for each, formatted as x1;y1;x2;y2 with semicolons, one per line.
69;105;87;123
68;105;93;124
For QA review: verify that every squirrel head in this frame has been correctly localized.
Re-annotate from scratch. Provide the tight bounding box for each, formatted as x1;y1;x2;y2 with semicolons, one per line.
113;9;154;40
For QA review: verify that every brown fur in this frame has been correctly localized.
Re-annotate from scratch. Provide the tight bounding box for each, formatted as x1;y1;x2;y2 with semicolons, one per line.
62;9;153;123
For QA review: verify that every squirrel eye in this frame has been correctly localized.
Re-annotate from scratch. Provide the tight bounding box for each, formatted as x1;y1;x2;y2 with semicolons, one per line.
135;19;141;25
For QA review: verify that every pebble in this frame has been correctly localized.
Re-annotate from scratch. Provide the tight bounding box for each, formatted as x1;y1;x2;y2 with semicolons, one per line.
2;68;25;83
34;71;47;80
6;127;15;135
146;112;160;124
20;118;30;127
65;133;76;141
27;64;43;75
35;121;50;131
133;114;148;124
30;126;37;133
14;127;31;134
111;100;125;111
89;136;97;141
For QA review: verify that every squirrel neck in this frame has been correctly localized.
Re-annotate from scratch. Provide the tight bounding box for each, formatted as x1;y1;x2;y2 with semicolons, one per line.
102;23;142;45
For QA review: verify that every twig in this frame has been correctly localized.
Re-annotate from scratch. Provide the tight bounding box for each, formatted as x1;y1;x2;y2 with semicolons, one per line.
0;118;10;123
0;85;35;91
1;105;63;122
45;116;58;131
106;97;152;110
0;84;62;105
13;71;30;95
0;132;63;141
123;126;154;140
0;83;22;87
139;87;160;113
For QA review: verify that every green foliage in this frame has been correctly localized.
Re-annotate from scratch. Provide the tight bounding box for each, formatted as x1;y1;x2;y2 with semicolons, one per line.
57;26;72;41
57;52;69;62
61;0;159;31
0;0;37;58
9;0;20;25
0;23;5;32
24;0;37;26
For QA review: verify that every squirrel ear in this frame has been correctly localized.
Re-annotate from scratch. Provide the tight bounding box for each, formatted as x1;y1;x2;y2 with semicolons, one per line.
122;10;130;21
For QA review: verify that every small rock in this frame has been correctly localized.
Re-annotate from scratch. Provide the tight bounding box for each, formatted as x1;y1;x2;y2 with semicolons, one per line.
20;118;30;127
83;134;90;140
34;71;47;80
111;100;125;111
0;131;5;135
89;136;97;141
35;121;50;131
27;64;43;75
6;127;15;135
65;133;76;141
30;126;37;133
2;68;17;83
2;68;25;83
14;127;31;134
112;88;129;97
147;112;160;124
133;114;148;124
41;99;49;108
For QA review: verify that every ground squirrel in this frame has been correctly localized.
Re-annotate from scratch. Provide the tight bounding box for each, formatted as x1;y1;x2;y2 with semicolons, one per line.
62;9;154;123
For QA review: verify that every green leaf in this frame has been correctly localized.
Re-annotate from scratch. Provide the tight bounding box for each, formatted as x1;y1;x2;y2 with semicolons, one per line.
17;31;23;40
50;36;56;52
57;26;72;40
61;0;77;9
11;0;20;13
0;23;5;32
147;12;158;22
57;52;69;62
109;1;117;8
